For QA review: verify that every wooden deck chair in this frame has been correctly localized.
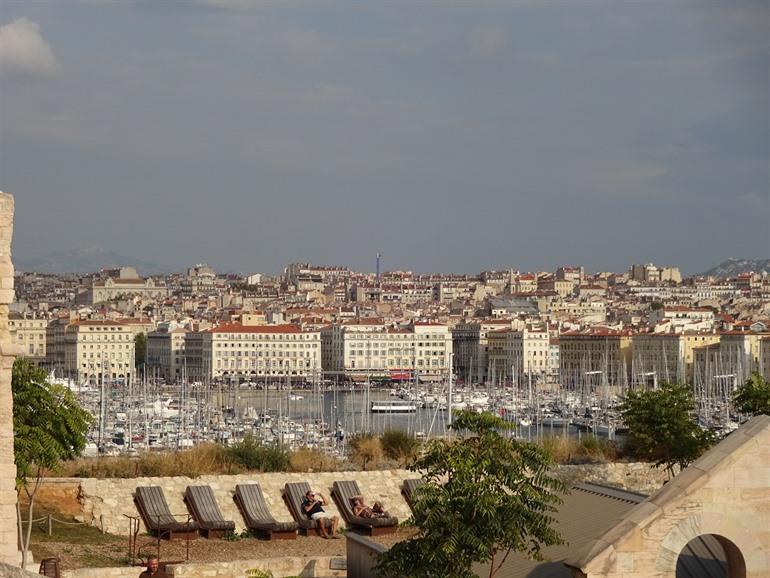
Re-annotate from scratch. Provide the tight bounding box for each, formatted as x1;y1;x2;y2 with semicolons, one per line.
183;485;235;539
38;557;60;578
234;483;298;540
282;481;333;536
401;478;425;512
134;486;199;540
331;480;398;536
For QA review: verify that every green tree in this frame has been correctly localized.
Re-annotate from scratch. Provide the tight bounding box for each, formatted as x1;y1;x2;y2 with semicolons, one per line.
134;332;147;369
621;382;714;479
12;358;93;566
376;411;564;578
732;373;770;416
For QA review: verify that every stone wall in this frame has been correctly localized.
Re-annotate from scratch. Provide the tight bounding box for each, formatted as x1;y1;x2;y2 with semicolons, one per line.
62;556;346;578
0;192;19;565
41;462;666;536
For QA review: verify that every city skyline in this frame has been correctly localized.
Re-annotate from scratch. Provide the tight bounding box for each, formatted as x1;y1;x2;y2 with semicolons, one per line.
1;1;768;274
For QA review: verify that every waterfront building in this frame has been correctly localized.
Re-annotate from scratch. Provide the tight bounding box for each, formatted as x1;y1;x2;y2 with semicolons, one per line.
63;319;135;384
487;326;550;383
185;323;321;382
451;319;523;384
559;327;633;388
321;320;452;381
8;312;47;360
146;328;187;382
631;332;720;386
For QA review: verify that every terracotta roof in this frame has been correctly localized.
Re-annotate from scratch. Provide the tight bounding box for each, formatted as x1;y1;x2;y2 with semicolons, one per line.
209;323;303;334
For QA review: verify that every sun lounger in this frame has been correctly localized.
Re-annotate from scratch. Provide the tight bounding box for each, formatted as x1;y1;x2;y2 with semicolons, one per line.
401;478;425;512
283;481;334;536
234;483;298;540
331;480;399;536
183;485;235;539
134;486;199;540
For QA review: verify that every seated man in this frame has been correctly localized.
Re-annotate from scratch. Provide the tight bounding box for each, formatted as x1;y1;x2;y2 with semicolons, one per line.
351;495;390;518
302;489;340;539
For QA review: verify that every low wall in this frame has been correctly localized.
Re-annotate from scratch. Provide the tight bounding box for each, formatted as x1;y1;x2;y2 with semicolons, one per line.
62;556;346;578
346;533;386;578
40;463;667;536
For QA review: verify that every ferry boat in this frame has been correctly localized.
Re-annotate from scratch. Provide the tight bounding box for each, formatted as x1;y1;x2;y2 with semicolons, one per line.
370;400;418;413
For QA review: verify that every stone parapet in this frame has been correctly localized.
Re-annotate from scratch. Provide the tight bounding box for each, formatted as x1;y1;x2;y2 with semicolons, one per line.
62;556;346;578
39;462;665;537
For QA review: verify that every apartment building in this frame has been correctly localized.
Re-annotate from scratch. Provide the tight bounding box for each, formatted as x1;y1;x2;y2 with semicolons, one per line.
487;326;550;382
63;320;135;384
719;332;769;382
147;328;187;382
649;307;715;332
321;320;452;381
452;319;523;383
760;337;770;380
559;328;633;388
185;323;321;382
631;333;720;386
8;312;47;360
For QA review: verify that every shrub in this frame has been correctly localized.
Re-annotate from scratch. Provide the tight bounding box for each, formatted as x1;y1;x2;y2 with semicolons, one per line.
290;448;341;472
226;435;291;472
380;429;421;466
349;434;383;471
537;435;619;465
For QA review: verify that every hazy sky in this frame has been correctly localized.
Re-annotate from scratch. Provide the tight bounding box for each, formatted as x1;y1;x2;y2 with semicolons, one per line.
1;0;768;275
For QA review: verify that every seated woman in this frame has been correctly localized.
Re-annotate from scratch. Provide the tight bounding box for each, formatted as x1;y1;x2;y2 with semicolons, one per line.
351;495;389;519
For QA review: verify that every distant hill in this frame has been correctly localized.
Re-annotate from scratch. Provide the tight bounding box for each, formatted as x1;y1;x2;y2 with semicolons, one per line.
698;258;770;278
15;247;172;276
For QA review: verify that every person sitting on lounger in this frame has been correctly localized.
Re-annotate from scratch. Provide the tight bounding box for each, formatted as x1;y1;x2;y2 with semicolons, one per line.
302;490;339;539
351;495;390;518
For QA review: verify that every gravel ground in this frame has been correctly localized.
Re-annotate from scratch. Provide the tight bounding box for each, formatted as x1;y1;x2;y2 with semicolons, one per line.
32;527;417;571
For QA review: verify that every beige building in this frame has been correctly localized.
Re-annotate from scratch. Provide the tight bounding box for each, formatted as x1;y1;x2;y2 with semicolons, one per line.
147;328;187;383
321;320;452;381
63;320;136;384
451;319;523;384
8;313;47;360
487;326;550;383
559;328;633;388
719;331;769;382
85;267;167;304
631;333;721;386
761;337;770;380
186;323;321;382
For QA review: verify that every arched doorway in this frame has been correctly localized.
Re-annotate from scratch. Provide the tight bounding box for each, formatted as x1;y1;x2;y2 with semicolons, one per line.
676;534;745;578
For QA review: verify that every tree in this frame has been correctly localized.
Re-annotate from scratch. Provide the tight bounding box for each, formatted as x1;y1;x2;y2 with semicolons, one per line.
732;373;770;416
134;332;147;369
376;411;564;578
12;359;93;567
621;382;714;479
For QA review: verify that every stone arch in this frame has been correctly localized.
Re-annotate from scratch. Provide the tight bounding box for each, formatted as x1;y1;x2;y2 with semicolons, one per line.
657;512;761;577
676;534;745;578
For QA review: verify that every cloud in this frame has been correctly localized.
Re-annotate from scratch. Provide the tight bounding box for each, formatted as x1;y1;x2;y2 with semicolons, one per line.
466;25;508;59
0;18;59;77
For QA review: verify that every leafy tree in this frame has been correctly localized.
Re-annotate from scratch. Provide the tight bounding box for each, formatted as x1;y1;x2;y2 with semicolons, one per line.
376;411;564;578
12;358;93;567
134;332;147;369
732;373;770;417
650;301;664;311
621;382;714;479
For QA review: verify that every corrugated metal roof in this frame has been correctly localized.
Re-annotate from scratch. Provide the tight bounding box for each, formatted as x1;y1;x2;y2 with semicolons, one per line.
473;484;645;578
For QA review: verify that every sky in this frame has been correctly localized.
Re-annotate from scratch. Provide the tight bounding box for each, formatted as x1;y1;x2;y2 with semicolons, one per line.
1;0;768;276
